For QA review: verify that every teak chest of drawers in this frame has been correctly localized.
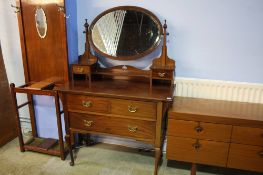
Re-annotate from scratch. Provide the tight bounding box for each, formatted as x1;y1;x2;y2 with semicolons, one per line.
59;80;174;175
167;97;263;175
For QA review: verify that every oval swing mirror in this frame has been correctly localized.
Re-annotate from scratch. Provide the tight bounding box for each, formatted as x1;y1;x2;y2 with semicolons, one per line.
35;7;47;39
89;6;162;60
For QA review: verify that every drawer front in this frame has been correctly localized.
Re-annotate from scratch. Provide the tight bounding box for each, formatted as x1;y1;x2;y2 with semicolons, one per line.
69;113;110;133
228;143;263;172
109;118;156;141
66;94;110;113
167;119;232;142
111;99;156;119
152;70;173;79
72;65;90;74
167;136;229;167
232;126;263;146
69;113;155;141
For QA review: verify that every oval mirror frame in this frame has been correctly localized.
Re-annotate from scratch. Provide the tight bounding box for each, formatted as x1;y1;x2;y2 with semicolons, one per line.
89;6;163;61
35;7;47;39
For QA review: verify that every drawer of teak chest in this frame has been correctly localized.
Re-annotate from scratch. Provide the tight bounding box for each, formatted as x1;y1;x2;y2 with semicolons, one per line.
167;136;229;167
152;69;173;79
231;126;263;146
227;143;263;172
66;94;110;113
72;65;90;74
167;119;232;142
110;99;156;120
69;113;155;141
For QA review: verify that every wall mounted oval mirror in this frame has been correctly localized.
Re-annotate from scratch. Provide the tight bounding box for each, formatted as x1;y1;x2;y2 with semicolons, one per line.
89;6;162;60
35;7;47;39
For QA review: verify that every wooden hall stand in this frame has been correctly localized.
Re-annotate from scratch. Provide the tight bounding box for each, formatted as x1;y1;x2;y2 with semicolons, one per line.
167;97;263;175
10;81;67;160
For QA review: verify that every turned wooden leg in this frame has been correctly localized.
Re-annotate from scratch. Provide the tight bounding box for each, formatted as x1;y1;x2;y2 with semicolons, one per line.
66;135;74;166
191;163;196;175
154;148;161;175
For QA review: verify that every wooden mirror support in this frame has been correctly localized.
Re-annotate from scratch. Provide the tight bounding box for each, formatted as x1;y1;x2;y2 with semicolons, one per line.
151;20;176;86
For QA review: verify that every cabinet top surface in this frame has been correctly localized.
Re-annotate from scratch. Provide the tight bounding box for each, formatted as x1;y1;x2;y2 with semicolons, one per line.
58;80;174;102
169;97;263;127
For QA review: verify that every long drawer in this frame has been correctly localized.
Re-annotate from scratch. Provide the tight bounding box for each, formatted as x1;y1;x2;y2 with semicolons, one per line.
167;119;232;142
166;136;229;167
69;113;155;141
232;126;263;146
228;143;263;172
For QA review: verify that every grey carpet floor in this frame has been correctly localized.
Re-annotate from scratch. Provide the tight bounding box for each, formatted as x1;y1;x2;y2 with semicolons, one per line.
0;139;261;175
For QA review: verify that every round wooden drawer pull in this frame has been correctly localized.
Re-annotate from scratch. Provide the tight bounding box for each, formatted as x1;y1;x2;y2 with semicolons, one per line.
82;100;92;108
192;140;201;150
128;125;138;132
128;105;137;113
83;120;93;127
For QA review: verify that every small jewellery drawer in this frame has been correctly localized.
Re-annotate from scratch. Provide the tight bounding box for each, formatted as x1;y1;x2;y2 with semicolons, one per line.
72;65;90;74
66;94;110;113
70;113;110;133
152;69;173;79
109;117;155;141
110;99;156;119
167;119;232;142
167;136;229;167
231;126;263;146
227;143;263;172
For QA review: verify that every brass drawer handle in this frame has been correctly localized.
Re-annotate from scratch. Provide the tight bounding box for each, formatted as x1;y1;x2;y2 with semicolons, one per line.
128;125;138;132
192;140;201;150
128;105;137;113
83;120;93;127
82;100;92;108
158;72;166;78
195;125;203;133
76;67;84;73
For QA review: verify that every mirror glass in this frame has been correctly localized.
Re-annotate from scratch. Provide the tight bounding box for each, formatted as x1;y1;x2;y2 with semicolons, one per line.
91;8;161;59
35;8;47;39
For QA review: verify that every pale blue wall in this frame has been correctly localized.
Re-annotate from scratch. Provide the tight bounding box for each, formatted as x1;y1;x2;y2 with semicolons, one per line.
77;0;263;83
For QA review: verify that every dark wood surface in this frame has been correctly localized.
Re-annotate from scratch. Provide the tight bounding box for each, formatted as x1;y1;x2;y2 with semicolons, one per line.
0;45;17;147
18;0;69;83
167;97;263;174
169;97;263;128
59;79;174;102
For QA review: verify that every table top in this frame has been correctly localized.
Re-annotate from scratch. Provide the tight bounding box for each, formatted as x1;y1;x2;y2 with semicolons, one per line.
58;79;174;102
169;97;263;128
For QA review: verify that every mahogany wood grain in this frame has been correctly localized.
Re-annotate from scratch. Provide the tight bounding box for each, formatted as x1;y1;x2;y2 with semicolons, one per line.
228;143;263;172
18;0;69;82
231;126;263;146
69;112;155;141
66;94;110;113
167;119;232;142
167;136;229;167
111;99;157;119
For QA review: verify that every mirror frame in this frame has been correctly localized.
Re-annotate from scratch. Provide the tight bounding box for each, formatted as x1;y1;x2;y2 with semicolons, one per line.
35;7;48;39
89;6;163;61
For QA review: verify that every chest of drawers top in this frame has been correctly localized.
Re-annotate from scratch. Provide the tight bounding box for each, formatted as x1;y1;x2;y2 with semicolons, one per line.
169;97;263;128
59;79;174;102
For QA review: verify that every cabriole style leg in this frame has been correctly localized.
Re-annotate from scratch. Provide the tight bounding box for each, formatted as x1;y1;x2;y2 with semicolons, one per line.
66;134;74;166
154;147;161;175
